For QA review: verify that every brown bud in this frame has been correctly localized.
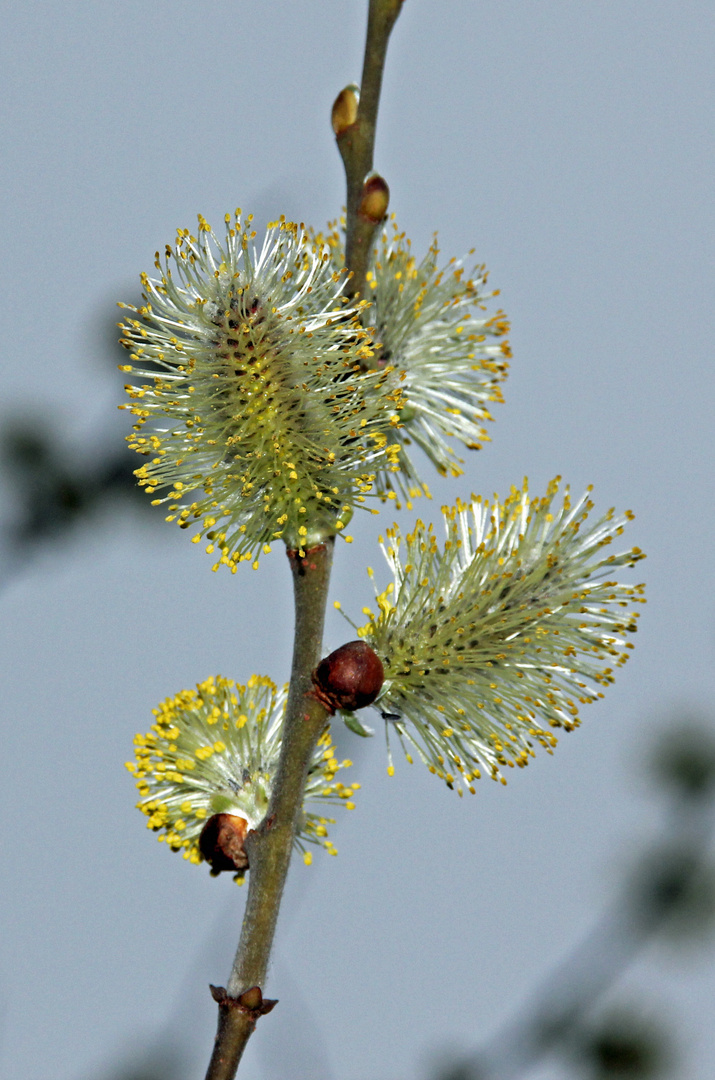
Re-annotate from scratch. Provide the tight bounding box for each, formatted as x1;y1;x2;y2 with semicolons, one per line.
331;84;360;136
199;813;250;873
312;640;384;713
358;173;389;224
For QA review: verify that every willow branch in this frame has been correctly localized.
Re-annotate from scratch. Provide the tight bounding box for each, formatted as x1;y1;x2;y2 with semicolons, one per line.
203;7;403;1077
204;540;334;1080
335;0;403;299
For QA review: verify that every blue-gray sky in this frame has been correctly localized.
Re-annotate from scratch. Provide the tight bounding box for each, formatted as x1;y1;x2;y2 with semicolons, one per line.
1;2;714;1078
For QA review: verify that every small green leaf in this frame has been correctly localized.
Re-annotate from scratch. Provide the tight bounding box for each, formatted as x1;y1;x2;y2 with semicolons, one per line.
341;711;374;737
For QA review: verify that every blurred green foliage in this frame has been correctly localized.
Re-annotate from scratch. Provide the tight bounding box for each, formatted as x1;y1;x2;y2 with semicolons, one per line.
429;718;715;1080
649;723;715;803
0;414;147;547
577;1009;670;1078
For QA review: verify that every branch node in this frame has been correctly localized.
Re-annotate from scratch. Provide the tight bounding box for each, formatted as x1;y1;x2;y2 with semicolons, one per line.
209;984;278;1018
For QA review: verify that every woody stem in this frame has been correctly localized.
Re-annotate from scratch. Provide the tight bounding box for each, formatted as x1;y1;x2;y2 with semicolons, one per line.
203;541;334;1080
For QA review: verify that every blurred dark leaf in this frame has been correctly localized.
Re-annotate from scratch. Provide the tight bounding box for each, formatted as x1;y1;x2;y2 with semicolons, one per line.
1;413;151;549
576;1008;671;1078
649;722;715;802
1;427;52;471
628;846;715;940
0;289;173;566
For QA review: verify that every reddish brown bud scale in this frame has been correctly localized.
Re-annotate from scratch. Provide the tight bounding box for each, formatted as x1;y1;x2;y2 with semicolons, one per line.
312;640;384;713
199;813;250;873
